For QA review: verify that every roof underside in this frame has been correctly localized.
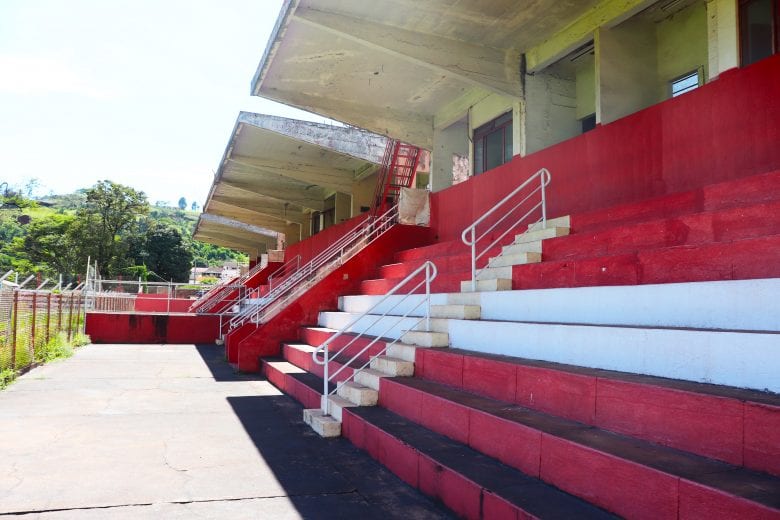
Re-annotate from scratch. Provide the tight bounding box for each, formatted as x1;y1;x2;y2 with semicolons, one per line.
252;0;606;147
194;112;386;249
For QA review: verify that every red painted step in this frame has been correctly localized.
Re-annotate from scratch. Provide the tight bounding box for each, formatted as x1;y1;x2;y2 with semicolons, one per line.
360;272;465;295
300;327;388;360
544;199;780;262
570;168;780;234
282;342;366;383
260;359;617;520
378;376;780;519
414;347;780;476
514;233;780;289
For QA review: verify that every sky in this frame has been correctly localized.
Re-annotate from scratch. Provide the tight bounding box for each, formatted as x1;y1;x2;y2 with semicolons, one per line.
0;0;330;208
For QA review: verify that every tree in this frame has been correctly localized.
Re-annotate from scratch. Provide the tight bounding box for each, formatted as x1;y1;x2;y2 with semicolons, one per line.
14;214;79;277
129;223;193;282
191;201;199;211
178;197;187;210
76;180;148;276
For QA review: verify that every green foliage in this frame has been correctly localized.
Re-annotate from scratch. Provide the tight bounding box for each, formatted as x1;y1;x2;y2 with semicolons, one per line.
0;369;16;390
37;332;74;363
71;332;91;347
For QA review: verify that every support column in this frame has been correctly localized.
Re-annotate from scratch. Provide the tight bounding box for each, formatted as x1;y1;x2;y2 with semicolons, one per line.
707;0;739;80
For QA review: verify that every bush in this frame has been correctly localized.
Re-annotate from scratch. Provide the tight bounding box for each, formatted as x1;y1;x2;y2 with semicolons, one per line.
37;332;73;363
71;332;91;347
0;369;16;389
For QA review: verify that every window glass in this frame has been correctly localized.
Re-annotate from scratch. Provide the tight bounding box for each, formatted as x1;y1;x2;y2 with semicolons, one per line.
504;122;513;163
741;0;776;66
671;71;700;97
474;139;484;175
485;130;504;171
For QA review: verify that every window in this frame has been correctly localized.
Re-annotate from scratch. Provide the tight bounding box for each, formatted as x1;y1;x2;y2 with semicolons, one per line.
740;0;780;66
581;114;597;133
473;112;513;175
670;70;701;97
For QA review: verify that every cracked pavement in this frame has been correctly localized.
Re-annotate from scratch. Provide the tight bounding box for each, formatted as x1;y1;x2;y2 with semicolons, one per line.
0;344;453;519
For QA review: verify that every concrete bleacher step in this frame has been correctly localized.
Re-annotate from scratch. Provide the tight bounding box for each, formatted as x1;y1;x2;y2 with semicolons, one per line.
354;368;387;391
325;394;356;421
429;304;480;320
401;330;449;347
459;277;512;292
413;346;780;476
500;239;543;256
377;376;780;519
337;381;378;406
527;215;571;232
342;406;617;520
513;225;570;244
370;355;414;376
486;251;542;269
303;408;341;437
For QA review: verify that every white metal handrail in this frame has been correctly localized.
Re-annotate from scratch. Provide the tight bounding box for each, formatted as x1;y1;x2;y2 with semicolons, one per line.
312;261;437;415
461;168;551;291
267;255;301;292
227;205;399;333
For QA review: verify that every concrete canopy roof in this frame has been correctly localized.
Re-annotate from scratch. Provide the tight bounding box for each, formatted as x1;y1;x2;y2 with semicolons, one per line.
251;0;609;148
196;112;386;247
193;214;278;256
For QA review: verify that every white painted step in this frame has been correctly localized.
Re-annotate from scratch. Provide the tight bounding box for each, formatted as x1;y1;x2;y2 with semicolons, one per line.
487;251;541;268
337;381;378;406
353;368;387;391
501;240;543;256
318;311;448;337
430;304;481;320
527;215;571;232
401;330;449;347
370;355;414;376
303;409;341;438
326;395;356;422
460;278;512;292
514;226;569;244
444;318;780;392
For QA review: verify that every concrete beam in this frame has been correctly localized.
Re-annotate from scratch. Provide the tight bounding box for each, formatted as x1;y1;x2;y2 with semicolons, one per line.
433;88;493;130
260;87;433;149
198;214;278;239
525;0;657;73
294;6;522;98
219;179;326;212
211;194;308;226
238;112;387;163
227;155;355;193
193;232;261;254
207;201;297;232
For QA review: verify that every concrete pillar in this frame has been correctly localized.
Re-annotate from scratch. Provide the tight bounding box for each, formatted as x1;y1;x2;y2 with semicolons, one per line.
596;20;658;125
523;69;580;155
706;0;739;79
352;173;377;216
335;192;352;224
431;120;469;192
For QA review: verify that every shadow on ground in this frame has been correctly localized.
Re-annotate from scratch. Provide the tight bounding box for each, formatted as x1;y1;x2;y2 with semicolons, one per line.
195;344;453;519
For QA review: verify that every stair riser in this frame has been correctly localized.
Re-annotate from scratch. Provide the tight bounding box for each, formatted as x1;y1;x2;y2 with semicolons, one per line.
361;276;463;295
378;378;776;519
341;410;535;520
379;255;472;279
261;361;321;410
282;345;356;383
300;328;388;359
414;347;780;475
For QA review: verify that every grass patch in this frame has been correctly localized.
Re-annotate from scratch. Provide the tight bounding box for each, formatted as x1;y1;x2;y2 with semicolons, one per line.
0;368;17;389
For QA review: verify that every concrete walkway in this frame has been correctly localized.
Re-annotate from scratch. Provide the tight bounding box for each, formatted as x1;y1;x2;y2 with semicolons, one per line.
0;344;452;519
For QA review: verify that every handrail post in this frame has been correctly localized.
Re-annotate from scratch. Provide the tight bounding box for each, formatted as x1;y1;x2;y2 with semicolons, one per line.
425;262;431;332
541;170;547;228
470;229;476;292
323;346;329;413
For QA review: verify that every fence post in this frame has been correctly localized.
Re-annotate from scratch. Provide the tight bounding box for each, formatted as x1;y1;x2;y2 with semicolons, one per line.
74;292;82;335
11;291;18;370
57;293;63;332
46;293;51;345
31;292;37;359
67;293;75;341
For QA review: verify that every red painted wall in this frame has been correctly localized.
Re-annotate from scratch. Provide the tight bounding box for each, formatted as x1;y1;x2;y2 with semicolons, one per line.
86;312;220;344
134;297;193;313
285;214;369;265
431;55;780;242
227;224;434;371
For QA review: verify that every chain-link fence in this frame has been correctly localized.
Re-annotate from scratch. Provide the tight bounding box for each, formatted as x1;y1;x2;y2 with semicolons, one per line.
0;286;85;373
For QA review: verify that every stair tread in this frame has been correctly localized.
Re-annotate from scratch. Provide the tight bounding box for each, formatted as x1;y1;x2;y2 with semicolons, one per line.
347;406;617;519
262;358;336;393
390;376;780;509
285;342;370;369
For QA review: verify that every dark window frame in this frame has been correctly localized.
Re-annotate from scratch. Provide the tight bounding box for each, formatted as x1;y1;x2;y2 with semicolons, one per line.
739;0;780;66
473;111;513;175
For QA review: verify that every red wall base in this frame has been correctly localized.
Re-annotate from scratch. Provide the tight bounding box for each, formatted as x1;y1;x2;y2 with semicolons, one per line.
86;312;220;344
134;297;193;313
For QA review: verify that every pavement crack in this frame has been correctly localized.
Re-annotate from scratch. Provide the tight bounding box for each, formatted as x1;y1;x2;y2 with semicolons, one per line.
0;491;362;516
